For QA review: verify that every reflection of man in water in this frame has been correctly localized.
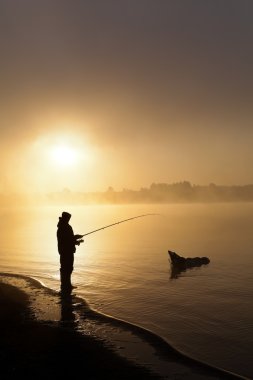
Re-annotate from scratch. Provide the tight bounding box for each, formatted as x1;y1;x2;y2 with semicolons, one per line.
57;211;83;293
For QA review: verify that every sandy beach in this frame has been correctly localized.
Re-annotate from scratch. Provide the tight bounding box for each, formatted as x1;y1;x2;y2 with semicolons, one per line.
0;274;248;380
0;281;163;379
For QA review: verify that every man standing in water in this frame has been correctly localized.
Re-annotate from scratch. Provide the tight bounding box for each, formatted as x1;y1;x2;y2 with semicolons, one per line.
57;211;83;294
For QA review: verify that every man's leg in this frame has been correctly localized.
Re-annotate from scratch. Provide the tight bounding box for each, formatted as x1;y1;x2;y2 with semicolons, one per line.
60;253;74;293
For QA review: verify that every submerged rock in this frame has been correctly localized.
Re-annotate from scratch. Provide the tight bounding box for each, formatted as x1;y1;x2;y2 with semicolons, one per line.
168;250;210;269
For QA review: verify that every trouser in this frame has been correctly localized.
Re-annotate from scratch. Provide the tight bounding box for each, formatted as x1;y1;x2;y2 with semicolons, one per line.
60;252;74;292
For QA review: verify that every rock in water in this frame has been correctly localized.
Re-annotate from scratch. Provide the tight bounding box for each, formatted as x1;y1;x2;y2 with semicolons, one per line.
168;250;210;268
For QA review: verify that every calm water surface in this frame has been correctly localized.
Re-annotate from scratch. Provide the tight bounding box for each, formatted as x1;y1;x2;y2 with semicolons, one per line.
0;203;252;378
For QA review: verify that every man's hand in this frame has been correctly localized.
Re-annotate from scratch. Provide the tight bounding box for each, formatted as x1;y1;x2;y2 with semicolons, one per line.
76;239;84;246
75;234;83;240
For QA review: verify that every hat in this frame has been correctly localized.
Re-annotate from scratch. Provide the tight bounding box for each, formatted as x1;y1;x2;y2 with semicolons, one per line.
61;211;71;220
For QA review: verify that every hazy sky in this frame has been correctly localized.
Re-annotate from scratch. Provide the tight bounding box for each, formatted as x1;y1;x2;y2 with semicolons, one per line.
1;0;253;192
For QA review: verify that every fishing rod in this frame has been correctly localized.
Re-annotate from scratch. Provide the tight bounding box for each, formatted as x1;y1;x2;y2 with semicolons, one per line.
80;213;159;238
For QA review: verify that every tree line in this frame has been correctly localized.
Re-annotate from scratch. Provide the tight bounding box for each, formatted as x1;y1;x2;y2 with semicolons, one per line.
46;181;253;204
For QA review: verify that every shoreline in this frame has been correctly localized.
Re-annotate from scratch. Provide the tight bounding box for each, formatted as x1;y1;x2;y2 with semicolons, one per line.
0;273;249;379
0;278;161;379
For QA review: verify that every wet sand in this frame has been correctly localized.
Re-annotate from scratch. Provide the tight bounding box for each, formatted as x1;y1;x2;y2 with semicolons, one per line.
0;274;248;379
0;281;162;379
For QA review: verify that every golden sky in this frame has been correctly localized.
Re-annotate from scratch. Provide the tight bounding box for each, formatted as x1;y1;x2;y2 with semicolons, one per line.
1;1;253;192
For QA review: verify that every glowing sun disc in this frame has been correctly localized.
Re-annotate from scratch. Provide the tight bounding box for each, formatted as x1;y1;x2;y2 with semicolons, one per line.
50;145;78;166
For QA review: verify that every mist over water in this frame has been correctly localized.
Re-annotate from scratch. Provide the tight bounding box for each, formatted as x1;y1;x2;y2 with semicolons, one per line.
1;203;253;378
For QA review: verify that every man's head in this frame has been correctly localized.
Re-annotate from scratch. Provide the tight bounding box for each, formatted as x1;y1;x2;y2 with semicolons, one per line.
61;211;71;222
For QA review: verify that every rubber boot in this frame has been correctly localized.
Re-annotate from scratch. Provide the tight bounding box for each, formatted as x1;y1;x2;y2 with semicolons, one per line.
60;270;72;295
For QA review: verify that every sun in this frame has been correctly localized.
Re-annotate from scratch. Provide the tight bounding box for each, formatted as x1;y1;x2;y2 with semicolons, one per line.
24;132;97;191
50;144;78;167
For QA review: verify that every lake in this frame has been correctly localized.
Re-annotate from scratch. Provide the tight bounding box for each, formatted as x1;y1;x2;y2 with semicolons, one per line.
0;203;252;378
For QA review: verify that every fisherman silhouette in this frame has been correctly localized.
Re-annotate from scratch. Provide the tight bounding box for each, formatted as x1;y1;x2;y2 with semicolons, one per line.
57;211;83;294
